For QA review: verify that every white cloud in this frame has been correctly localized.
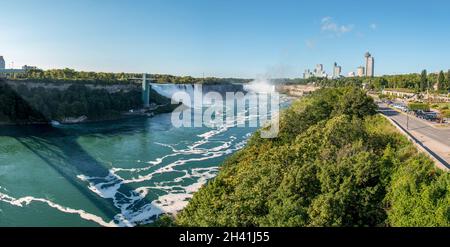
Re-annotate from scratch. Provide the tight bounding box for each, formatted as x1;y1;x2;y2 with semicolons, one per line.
321;17;354;36
339;25;354;33
305;39;316;49
321;16;332;23
370;23;377;30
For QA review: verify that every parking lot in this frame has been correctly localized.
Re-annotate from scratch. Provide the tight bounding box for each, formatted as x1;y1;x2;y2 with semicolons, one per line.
383;100;447;124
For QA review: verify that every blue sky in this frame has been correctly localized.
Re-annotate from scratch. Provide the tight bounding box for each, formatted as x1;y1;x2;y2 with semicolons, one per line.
1;0;449;78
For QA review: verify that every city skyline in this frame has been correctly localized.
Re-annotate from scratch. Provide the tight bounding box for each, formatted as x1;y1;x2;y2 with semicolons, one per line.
1;0;450;78
302;52;373;79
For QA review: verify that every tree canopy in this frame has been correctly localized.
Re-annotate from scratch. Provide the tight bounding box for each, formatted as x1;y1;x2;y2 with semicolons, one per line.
14;68;250;85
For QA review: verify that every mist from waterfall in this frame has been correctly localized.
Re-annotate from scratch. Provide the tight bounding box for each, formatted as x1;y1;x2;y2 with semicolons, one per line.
151;84;196;99
151;83;246;108
243;77;276;93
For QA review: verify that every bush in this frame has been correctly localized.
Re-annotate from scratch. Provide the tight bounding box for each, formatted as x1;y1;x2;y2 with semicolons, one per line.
408;102;430;111
442;110;450;118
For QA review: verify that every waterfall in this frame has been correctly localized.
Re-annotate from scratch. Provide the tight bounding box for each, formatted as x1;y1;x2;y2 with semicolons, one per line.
151;83;246;107
242;78;275;93
151;83;196;99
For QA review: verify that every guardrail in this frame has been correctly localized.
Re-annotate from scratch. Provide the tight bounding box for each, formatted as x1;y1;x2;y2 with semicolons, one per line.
379;112;450;170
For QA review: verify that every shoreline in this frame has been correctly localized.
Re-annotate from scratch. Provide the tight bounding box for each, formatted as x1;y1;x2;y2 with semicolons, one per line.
0;114;143;126
0;104;179;127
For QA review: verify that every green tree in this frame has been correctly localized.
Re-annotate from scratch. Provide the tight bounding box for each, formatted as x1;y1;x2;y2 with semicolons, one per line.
420;69;428;91
437;70;445;91
447;69;450;91
371;77;388;90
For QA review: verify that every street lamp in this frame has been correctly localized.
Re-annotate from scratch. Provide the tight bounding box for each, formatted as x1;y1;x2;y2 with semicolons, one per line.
406;110;409;130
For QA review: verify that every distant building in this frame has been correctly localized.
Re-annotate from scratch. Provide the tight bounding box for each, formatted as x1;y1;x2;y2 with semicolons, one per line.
303;69;313;79
357;66;365;77
0;56;5;70
348;72;355;77
365;52;374;77
315;64;323;71
314;64;326;78
0;57;33;79
22;65;38;71
304;64;326;79
332;62;342;79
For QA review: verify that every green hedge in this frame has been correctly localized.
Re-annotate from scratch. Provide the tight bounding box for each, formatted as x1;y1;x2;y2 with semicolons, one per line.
408;102;430;111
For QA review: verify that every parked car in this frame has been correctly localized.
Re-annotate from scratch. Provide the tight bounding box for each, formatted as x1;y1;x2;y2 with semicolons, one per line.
399;106;409;112
392;103;409;112
415;110;438;121
423;112;438;121
415;110;426;118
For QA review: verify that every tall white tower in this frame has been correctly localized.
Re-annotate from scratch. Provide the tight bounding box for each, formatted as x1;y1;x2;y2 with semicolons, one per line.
365;52;374;77
0;56;5;69
332;62;341;79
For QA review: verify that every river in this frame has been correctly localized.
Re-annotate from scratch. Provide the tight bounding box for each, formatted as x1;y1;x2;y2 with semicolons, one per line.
0;84;291;226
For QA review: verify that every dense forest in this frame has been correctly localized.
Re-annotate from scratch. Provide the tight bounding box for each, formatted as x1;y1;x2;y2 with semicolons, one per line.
14;68;251;85
0;79;175;124
159;87;450;227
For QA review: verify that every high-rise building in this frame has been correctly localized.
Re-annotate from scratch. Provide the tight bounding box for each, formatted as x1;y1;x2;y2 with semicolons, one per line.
0;56;5;70
357;66;365;77
314;64;325;78
315;64;323;71
332;62;341;79
303;69;313;79
365;52;374;77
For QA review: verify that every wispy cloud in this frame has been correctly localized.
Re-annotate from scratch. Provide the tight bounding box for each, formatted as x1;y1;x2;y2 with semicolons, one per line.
321;16;354;36
305;39;316;49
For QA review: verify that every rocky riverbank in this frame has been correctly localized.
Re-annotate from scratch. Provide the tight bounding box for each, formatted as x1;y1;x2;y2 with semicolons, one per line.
275;84;319;97
0;79;180;126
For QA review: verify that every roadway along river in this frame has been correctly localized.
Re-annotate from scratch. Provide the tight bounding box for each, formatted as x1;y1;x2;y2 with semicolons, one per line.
377;103;450;168
0;90;291;226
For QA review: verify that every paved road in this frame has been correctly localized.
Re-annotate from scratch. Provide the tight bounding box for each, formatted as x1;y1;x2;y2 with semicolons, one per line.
377;103;450;168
